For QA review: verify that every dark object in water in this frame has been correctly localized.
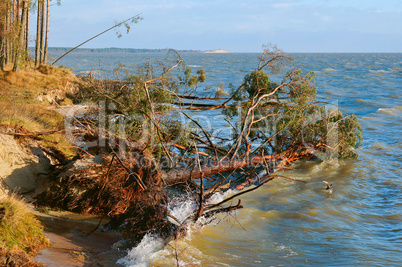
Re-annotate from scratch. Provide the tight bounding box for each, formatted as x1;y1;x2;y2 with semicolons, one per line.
323;181;333;191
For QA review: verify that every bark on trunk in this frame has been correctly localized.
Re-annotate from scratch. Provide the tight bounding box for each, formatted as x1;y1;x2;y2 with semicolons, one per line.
34;0;41;66
13;0;26;72
24;0;28;55
42;0;49;64
162;155;280;185
0;4;5;71
39;1;45;64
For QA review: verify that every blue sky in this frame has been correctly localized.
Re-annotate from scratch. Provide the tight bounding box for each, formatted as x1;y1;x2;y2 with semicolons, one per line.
42;0;402;52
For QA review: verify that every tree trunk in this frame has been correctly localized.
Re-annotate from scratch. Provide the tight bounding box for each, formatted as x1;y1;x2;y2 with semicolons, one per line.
0;2;7;70
43;0;49;64
13;0;26;72
24;0;29;56
9;0;17;65
39;0;45;64
5;1;11;65
20;0;28;59
0;31;4;71
34;0;42;66
161;155;281;185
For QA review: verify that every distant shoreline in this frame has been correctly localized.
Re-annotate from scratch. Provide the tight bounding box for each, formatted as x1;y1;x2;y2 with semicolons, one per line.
31;48;401;54
35;47;204;53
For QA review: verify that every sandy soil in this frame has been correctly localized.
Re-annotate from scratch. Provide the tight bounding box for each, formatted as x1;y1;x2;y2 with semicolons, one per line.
0;133;51;196
33;210;126;266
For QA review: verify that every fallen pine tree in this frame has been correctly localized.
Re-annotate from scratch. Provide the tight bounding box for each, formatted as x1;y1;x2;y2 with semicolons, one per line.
34;45;362;244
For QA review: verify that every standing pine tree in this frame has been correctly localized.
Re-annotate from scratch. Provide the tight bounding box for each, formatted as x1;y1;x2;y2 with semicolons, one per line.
0;0;32;71
42;0;49;64
34;0;42;66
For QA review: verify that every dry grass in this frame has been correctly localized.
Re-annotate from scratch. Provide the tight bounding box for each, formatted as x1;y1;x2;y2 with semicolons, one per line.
0;102;64;131
0;195;49;254
0;63;78;96
0;64;79;128
0;64;80;158
0;246;42;266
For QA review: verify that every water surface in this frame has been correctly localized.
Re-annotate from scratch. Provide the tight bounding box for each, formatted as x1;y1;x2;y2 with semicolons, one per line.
53;51;402;266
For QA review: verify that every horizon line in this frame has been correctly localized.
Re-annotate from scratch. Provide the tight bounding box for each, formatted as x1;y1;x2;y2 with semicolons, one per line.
37;47;402;54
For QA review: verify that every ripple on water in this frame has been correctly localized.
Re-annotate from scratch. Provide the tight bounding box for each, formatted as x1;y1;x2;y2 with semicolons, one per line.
378;106;402;117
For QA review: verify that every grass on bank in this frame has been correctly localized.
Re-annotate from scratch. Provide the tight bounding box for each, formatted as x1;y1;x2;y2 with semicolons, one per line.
0;63;84;264
0;63;78;125
0;195;49;254
0;64;77;101
0;63;82;159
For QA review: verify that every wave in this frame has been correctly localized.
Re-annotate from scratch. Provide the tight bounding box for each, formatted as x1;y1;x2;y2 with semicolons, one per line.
167;196;197;225
117;233;164;267
118;190;233;266
276;243;299;258
117;185;249;266
369;142;390;151
369;69;388;74
117;231;205;266
378;106;402;117
322;68;336;72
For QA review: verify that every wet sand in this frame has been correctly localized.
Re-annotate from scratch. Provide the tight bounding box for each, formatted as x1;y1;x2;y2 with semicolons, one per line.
33;210;126;266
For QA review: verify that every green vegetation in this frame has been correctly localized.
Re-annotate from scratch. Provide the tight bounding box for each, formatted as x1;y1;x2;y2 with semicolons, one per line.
215;83;229;98
70;55;207;156
225;67;362;159
1;0;53;71
0;195;49;254
69;46;363;177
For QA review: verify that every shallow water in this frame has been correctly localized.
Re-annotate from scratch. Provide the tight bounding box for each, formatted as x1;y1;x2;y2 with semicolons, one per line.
53;52;402;266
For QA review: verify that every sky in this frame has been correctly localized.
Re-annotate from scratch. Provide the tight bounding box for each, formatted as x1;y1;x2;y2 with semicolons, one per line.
39;0;402;52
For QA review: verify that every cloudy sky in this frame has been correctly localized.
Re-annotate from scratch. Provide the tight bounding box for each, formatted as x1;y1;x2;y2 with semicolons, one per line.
42;0;402;52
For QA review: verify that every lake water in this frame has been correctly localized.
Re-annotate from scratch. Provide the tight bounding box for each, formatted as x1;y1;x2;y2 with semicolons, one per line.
52;51;402;266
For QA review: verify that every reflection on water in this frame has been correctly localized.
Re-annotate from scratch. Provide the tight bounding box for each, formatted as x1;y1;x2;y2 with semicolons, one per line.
52;52;402;266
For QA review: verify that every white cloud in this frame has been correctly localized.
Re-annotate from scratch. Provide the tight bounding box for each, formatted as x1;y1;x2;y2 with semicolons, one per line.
272;3;293;9
313;12;333;22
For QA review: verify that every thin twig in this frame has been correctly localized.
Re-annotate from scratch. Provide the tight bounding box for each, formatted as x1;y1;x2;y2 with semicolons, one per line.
52;14;142;65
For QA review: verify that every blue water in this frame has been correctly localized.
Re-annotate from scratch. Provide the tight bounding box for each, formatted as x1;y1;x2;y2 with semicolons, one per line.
52;51;402;266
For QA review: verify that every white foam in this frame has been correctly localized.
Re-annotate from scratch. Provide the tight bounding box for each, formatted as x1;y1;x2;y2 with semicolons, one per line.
276;243;299;258
167;196;197;225
323;67;336;72
118;190;242;266
310;159;340;174
369;69;387;73
117;234;164;267
378;106;402;117
207;189;236;205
